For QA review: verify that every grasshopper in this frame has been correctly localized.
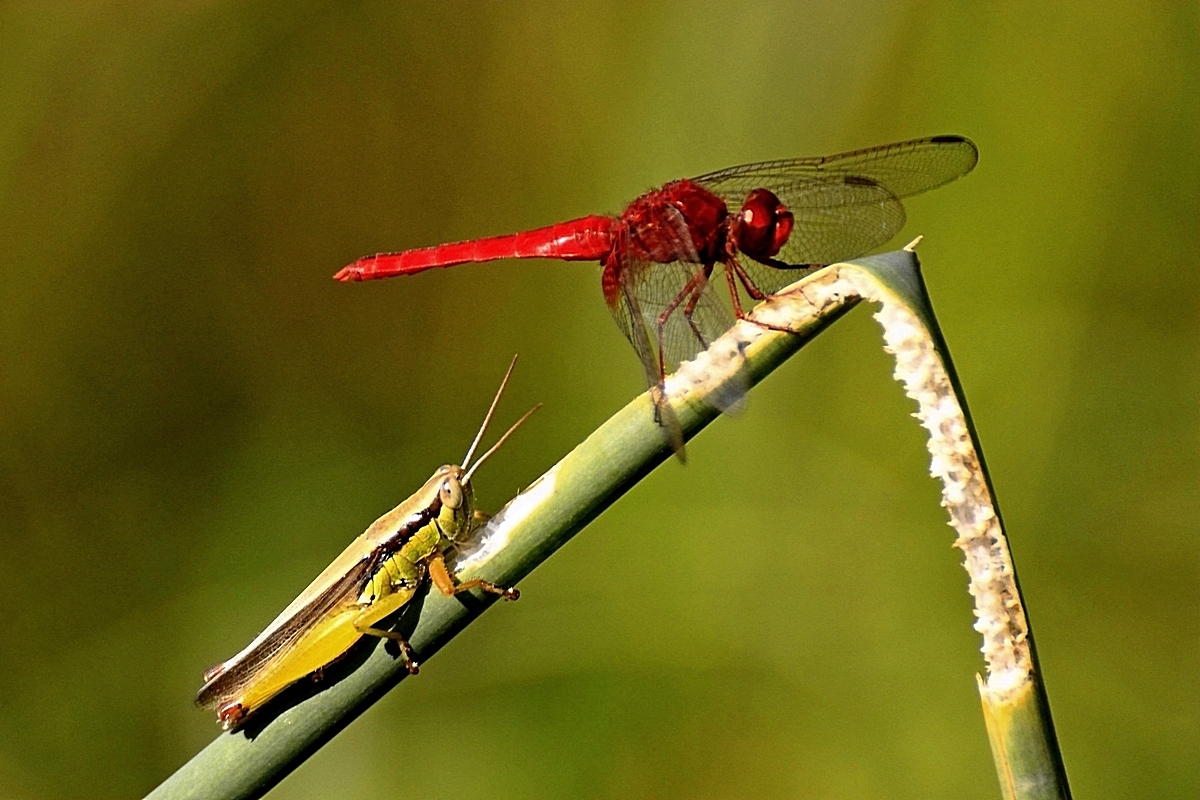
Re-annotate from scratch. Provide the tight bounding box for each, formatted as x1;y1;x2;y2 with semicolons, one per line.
196;357;538;728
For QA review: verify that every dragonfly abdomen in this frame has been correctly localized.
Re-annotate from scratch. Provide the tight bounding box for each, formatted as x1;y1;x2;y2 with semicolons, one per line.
334;215;616;281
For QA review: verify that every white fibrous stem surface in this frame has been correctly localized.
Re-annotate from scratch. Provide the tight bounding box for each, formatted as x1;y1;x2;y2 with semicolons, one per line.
701;264;1032;700
461;261;1031;700
454;466;559;573
847;269;1030;699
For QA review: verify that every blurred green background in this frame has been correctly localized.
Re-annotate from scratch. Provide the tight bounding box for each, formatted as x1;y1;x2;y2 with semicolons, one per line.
1;2;1195;798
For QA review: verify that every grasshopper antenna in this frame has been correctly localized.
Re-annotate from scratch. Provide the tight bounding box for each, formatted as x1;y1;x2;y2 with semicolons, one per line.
462;354;519;468
464;402;541;483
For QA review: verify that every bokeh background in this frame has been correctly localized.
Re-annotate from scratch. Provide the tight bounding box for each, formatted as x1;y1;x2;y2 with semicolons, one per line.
1;2;1196;798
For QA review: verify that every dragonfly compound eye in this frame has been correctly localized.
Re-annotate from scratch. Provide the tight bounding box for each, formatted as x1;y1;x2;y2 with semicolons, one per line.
734;188;794;261
439;478;464;510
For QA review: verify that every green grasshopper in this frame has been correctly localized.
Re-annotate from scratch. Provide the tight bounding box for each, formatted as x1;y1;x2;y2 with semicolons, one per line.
196;357;538;728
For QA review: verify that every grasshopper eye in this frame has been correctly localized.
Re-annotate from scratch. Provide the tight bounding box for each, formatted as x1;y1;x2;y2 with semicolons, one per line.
439;478;463;510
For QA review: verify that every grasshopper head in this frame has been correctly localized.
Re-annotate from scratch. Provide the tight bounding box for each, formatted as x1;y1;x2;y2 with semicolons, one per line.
434;464;476;542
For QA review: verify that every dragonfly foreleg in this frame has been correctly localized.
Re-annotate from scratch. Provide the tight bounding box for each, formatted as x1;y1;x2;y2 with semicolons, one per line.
729;256;771;301
724;257;801;335
722;258;752;318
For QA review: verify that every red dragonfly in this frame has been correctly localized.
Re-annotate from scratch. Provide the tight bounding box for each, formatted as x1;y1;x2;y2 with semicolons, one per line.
337;135;977;422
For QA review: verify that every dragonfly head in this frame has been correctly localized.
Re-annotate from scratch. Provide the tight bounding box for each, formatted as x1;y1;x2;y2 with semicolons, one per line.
732;188;794;262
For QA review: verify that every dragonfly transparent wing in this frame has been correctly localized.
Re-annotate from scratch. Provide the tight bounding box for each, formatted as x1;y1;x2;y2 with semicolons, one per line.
606;204;736;385
609;257;734;382
694;135;978;290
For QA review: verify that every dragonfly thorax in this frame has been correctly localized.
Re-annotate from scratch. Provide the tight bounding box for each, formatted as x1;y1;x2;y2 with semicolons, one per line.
622;179;729;265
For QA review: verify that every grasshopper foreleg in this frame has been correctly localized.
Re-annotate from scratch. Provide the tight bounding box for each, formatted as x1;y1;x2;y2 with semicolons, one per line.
428;551;520;601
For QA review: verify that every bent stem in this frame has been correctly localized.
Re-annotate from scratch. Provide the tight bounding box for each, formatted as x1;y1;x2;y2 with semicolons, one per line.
147;248;1069;800
790;246;1073;800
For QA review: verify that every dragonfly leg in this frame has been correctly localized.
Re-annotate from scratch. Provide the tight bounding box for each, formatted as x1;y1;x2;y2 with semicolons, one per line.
680;268;716;350
427;551;520;601
724;258;800;334
723;259;752;318
654;266;714;378
729;256;771;301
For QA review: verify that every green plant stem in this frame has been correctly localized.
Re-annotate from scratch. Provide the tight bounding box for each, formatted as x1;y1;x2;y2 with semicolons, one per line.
837;247;1072;799
146;247;1069;800
145;254;859;800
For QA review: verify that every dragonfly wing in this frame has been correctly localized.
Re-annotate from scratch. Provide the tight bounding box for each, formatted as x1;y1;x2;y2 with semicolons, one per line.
608;206;735;382
609;270;662;392
607;256;742;456
694;135;978;272
753;179;906;293
693;135;978;203
625;259;734;374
